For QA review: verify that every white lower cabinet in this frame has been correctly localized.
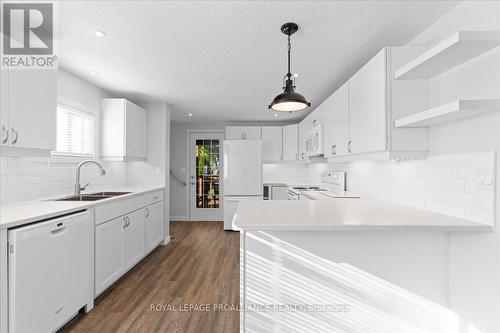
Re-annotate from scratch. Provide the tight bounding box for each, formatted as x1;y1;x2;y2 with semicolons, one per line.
145;201;165;253
123;209;146;272
95;193;164;296
95;215;125;295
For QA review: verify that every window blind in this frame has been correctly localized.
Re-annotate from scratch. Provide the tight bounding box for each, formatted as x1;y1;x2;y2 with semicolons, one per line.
55;104;95;156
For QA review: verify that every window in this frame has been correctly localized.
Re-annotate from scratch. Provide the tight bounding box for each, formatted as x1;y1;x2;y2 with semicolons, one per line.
54;104;95;156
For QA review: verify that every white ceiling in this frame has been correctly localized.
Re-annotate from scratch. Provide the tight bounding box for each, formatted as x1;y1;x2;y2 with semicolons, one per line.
58;0;457;122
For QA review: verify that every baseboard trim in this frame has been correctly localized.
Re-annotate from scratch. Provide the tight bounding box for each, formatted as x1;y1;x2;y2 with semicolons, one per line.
170;216;189;221
161;236;171;246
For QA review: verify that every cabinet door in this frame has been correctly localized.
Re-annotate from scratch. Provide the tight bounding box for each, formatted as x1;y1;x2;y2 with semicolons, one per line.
125;101;147;159
0;69;8;147
323;82;349;158
282;124;298;161
261;126;282;161
225;126;245;140
95;216;124;295
298;118;310;160
123;209;146;271
349;49;387;155
8;69;56;150
145;201;165;253
271;186;287;200
244;126;261;140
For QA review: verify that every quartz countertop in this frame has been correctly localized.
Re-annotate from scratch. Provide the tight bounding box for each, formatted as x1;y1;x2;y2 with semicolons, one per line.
232;196;492;232
0;186;165;229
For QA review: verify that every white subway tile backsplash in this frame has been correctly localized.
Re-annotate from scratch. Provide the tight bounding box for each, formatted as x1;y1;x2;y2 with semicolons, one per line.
320;151;496;225
0;156;128;205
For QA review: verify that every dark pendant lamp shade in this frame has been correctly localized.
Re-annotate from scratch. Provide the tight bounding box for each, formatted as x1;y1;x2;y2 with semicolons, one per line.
268;23;311;113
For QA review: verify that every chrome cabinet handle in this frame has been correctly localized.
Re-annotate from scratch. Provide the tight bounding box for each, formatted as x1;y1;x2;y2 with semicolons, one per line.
123;216;128;228
127;216;131;227
145;208;150;218
301;152;304;159
1;125;8;144
11;128;18;145
347;140;352;153
331;145;336;156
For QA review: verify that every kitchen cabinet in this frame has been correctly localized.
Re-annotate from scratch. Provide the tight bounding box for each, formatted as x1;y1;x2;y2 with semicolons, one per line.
282;124;298;161
123;209;146;271
95;191;164;296
101;98;147;161
324;47;429;162
261;126;283;161
95;215;124;295
271;186;287;200
0;69;57;152
348;49;387;155
323;82;349;158
145;201;165;253
298;118;310;160
225;126;261;140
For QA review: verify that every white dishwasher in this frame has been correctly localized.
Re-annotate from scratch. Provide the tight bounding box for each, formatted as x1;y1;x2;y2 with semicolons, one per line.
8;210;91;333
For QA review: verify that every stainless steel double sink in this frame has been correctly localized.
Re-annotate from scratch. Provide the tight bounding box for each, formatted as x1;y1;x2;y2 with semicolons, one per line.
54;191;132;202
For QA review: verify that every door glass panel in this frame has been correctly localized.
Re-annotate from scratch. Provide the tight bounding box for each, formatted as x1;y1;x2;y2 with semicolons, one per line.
195;139;220;209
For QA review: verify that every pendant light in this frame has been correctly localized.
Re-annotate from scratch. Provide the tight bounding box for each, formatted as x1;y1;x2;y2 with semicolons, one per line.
268;22;311;112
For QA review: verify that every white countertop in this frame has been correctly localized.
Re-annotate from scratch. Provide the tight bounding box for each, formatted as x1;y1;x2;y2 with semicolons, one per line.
263;180;320;187
232;196;492;232
0;186;165;229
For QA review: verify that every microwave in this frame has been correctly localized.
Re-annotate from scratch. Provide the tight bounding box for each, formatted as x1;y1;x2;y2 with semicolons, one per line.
306;122;324;157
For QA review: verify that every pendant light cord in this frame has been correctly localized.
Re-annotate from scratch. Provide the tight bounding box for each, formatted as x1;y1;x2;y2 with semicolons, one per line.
287;34;291;78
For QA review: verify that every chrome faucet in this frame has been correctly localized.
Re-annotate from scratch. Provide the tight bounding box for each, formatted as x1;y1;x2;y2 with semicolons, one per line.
75;160;106;195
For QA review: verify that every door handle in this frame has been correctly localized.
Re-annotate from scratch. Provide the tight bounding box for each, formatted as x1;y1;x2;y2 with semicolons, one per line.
1;125;8;144
145;208;150;218
347;140;352;153
11;128;18;145
331;145;336;156
123;216;128;228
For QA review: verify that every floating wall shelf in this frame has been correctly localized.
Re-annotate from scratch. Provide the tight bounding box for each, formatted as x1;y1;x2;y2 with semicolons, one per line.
394;99;500;128
394;31;500;80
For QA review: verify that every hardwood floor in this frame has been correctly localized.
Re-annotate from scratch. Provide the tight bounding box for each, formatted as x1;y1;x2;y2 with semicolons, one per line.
60;221;240;333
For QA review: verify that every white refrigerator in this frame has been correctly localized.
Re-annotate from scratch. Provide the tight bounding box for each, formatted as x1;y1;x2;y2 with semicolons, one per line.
223;140;263;230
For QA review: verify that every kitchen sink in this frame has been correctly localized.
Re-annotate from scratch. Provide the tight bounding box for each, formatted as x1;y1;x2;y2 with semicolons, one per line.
53;191;131;202
87;191;132;196
55;195;114;201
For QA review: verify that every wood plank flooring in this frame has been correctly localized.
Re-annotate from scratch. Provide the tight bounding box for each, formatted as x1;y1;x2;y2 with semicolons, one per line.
60;221;240;333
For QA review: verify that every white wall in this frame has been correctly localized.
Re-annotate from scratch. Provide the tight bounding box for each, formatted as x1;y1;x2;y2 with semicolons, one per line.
128;102;171;239
405;2;500;331
0;69;129;204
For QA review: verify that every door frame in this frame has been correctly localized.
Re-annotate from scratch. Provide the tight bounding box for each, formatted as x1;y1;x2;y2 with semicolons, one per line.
186;130;225;221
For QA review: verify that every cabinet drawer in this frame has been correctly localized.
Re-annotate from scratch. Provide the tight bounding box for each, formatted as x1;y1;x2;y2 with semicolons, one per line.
143;190;163;206
95;196;145;225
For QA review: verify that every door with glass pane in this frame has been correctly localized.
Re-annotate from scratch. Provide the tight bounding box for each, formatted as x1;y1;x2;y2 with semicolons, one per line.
189;132;224;221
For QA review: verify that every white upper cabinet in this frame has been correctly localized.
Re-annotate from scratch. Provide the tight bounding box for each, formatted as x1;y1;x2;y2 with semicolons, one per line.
298;116;311;160
225;126;261;140
0;69;57;153
348;49;387;155
282;124;298;161
101;98;147;161
261;126;283;162
323;82;349;158
322;47;429;162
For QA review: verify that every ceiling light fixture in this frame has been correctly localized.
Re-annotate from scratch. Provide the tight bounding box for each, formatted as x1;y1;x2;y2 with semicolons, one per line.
274;113;278;117
188;113;193;117
268;22;310;113
92;29;106;37
89;71;98;76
